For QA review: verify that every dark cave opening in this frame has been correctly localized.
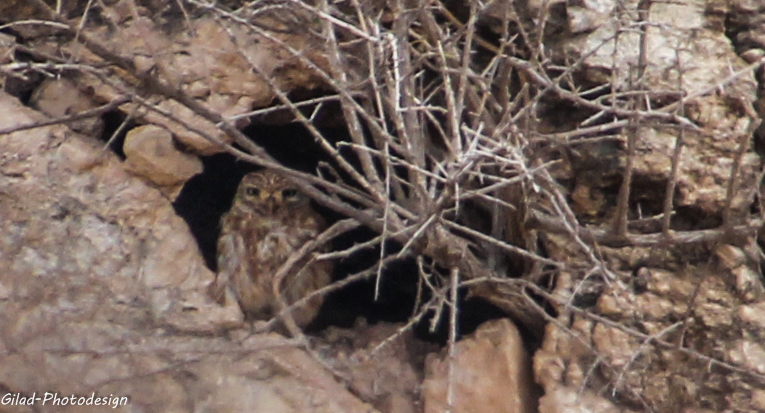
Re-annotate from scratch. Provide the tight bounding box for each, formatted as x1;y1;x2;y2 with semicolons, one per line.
169;119;532;345
97;110;134;159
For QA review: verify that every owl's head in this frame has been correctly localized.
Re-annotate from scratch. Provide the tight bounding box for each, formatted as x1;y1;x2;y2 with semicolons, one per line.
232;170;310;215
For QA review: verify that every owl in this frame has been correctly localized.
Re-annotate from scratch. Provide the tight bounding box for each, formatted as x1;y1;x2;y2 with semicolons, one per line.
211;169;332;328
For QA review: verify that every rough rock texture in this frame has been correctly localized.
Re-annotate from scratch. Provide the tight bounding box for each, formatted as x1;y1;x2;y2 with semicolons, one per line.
0;92;238;333
2;0;765;411
538;387;622;413
0;92;377;413
551;0;759;220
122;124;203;199
29;77;105;137
7;1;333;155
421;319;537;413
64;6;332;155
319;322;437;413
527;0;765;412
536;238;765;412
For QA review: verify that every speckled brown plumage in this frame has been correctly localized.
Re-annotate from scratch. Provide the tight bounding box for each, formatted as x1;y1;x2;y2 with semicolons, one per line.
211;169;332;328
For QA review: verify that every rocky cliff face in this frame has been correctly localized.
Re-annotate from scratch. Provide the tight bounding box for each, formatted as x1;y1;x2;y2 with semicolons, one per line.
1;0;765;412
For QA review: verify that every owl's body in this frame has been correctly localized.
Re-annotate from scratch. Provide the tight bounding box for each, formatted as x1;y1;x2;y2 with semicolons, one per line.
214;170;332;328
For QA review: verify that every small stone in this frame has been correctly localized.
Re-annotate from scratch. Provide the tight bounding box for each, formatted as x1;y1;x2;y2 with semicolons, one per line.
695;302;732;328
581;0;615;14
645;268;695;298
715;244;747;270
596;288;636;317
732;265;763;301
421;319;537;413
591;323;634;367
133;55;156;75
538;386;621;413
729;340;765;375
738;302;765;329
741;48;765;63
567;7;606;35
0;32;15;60
56;138;101;173
636;293;685;319
753;389;765;410
0;282;10;300
122;124;202;198
29;78;104;136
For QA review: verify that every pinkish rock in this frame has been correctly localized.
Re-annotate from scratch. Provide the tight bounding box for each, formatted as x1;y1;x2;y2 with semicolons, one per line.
122;124;202;199
422;319;537;413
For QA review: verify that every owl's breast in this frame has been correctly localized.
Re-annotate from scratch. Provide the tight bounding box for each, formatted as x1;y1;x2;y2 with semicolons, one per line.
220;209;323;272
249;223;316;265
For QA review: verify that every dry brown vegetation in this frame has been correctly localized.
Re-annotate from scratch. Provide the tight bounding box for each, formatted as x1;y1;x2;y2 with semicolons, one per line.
2;0;765;411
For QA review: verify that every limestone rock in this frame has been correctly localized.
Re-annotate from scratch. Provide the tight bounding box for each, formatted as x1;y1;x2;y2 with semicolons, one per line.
0;32;14;63
29;77;104;136
538;387;624;413
320;321;435;413
536;250;765;411
190;336;379;413
421;319;537;413
0;90;238;332
122;124;202;199
0;89;381;412
552;0;759;217
66;10;334;155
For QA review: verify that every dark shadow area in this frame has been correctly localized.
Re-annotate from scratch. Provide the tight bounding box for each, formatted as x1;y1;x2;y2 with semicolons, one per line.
173;152;243;270
172;119;543;347
0;46;45;104
173;122;344;269
97;110;135;159
672;205;723;231
628;176;669;218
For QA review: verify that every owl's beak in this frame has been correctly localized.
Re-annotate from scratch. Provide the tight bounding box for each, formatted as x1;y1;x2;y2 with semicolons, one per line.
264;196;280;213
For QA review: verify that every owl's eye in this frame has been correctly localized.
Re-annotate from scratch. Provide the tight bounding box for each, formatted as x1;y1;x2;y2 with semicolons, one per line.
282;188;299;199
245;187;260;197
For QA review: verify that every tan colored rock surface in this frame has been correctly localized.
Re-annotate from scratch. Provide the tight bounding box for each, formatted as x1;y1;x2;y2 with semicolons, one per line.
0;91;379;413
122;124;202;199
1;1;764;412
0;90;239;332
552;0;759;217
320;321;436;413
29;77;104;136
60;9;334;155
536;241;765;412
421;319;537;413
530;1;764;408
538;387;624;413
0;32;15;64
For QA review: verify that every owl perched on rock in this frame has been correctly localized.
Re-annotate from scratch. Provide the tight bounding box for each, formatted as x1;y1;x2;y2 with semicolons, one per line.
211;169;332;328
